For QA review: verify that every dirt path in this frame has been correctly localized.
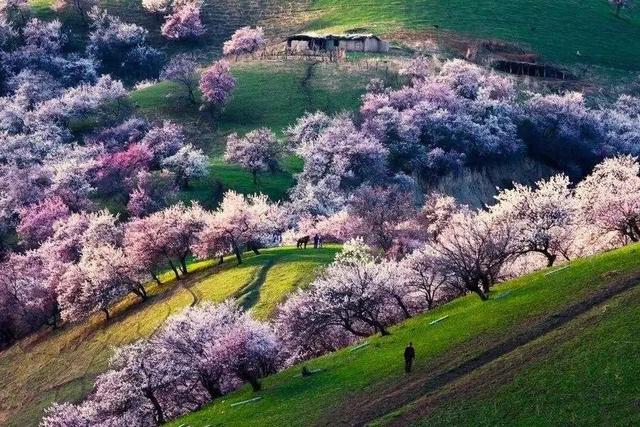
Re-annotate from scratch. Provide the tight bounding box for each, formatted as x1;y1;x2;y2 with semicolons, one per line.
326;272;640;426
301;61;319;107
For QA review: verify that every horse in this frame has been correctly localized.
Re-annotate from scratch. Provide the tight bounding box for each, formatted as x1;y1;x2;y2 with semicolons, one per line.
296;236;310;249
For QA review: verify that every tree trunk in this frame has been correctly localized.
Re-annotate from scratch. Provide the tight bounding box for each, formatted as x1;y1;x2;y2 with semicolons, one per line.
369;320;390;336
480;276;492;295
241;372;262;392
218;255;224;265
132;284;147;301
201;375;223;399
343;324;370;338
150;271;162;285
629;221;640;242
252;170;258;185
102;308;110;321
544;252;557;267
233;245;243;264
394;296;412;319
471;285;489;301
167;257;181;280
144;389;166;424
179;255;188;275
426;297;434;310
248;242;261;255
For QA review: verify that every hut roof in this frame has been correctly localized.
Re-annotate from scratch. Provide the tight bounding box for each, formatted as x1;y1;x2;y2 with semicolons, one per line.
287;32;381;41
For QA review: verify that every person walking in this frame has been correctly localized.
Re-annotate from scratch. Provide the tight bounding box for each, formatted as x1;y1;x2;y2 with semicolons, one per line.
404;342;415;373
313;234;319;249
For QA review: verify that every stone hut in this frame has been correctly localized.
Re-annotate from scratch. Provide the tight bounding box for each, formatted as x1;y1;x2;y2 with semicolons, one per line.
286;33;389;53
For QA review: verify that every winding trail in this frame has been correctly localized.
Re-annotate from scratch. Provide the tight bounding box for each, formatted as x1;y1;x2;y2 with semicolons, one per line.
326;272;640;426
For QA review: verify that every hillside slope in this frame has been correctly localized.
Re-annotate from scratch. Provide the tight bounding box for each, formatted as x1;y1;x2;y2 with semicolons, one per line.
388;281;640;426
305;0;640;72
172;243;640;426
0;246;339;427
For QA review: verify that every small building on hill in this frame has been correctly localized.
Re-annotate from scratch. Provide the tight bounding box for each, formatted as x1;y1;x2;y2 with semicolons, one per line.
286;33;390;53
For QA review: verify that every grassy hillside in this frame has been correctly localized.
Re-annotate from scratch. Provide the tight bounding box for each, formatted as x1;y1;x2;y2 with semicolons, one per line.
305;0;640;71
405;284;640;426
130;59;394;203
172;243;640;426
0;245;340;427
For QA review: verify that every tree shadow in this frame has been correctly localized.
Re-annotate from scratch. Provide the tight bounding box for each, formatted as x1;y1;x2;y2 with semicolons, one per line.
234;259;275;312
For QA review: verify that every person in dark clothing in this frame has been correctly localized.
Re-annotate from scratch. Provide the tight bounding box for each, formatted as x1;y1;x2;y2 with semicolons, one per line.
404;342;415;373
313;234;319;249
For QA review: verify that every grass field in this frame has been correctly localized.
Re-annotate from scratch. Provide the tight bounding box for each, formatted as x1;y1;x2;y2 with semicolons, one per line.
0;245;340;427
305;0;640;71
171;243;640;426
410;284;640;426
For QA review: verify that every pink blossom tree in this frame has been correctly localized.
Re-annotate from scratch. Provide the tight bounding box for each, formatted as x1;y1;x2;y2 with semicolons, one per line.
45;210;122;265
141;120;186;163
428;211;516;300
400;245;457;310
211;316;280;392
399;56;431;81
414;194;459;243
17;196;70;248
124;204;205;281
87;8;161;78
161;0;205;40
275;289;355;363
285;110;331;150
290;115;388;215
127;170;178;217
222;26;266;58
347;184;416;252
0;250;57;346
199;60;236;108
90;340;200;424
490;174;577;266
153;301;242;399
575;155;640;242
141;0;171;15
160;144;208;188
224;128;281;184
160;53;200;103
96;142;154;194
41;402;95;427
56;244;146;322
288;252;406;338
193;191;282;264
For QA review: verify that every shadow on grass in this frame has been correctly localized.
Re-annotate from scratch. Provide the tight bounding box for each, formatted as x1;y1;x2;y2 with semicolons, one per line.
234;259;275;311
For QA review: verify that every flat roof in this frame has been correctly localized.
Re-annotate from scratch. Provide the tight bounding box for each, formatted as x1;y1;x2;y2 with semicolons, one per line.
288;32;381;40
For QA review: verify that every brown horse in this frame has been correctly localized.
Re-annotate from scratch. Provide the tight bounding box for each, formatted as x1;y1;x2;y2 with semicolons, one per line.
296;236;310;249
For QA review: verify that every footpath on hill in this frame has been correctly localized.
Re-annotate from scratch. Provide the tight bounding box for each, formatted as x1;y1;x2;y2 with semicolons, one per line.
330;272;640;426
